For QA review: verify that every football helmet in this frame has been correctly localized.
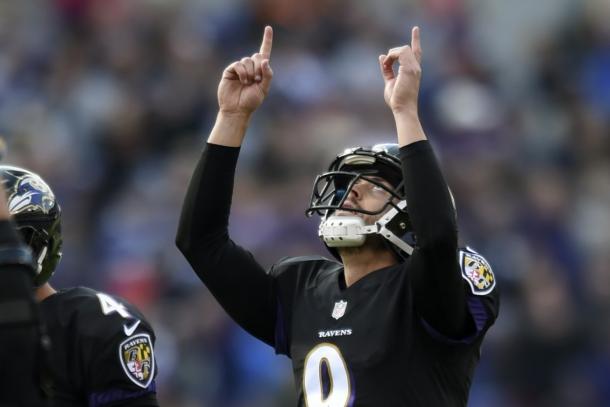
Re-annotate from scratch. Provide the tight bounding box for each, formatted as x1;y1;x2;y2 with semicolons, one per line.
0;166;62;286
306;143;416;260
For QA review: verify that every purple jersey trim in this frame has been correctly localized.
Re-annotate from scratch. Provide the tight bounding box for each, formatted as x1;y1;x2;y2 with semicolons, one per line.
274;297;289;356
88;381;156;407
348;367;356;407
421;296;489;344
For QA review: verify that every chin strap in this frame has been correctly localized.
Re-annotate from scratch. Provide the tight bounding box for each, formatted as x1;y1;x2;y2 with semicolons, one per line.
319;200;414;255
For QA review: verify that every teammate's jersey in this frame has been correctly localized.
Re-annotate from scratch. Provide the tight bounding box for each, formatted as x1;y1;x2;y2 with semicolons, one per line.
39;287;158;407
271;248;498;406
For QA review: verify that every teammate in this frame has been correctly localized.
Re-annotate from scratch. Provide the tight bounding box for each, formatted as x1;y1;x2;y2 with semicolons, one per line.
0;165;160;407
0;171;47;407
176;26;499;406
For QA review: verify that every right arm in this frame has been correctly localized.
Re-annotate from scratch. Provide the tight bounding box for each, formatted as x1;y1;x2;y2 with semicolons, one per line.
379;27;468;339
176;27;279;345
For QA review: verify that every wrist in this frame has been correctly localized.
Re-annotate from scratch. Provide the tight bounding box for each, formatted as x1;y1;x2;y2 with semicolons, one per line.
218;110;252;123
208;111;252;147
391;105;419;119
393;109;426;146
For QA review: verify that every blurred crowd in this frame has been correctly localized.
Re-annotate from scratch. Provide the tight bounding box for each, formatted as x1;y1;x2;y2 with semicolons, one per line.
1;0;609;406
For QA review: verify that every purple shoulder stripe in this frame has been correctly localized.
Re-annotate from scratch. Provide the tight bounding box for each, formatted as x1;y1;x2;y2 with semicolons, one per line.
88;381;156;407
421;296;489;345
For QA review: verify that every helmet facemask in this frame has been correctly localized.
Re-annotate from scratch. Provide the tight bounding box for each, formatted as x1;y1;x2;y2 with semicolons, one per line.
308;170;404;218
16;215;63;286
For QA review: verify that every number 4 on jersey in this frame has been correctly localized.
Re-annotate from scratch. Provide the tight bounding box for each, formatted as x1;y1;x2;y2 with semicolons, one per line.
96;293;132;319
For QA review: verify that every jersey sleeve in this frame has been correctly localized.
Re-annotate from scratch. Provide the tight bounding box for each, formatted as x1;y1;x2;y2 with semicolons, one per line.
458;247;499;331
176;143;277;346
401;141;500;340
420;247;499;344
400;141;468;338
81;294;159;407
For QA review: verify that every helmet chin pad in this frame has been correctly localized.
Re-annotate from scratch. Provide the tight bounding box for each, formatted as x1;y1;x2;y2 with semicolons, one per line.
319;200;415;260
319;216;374;247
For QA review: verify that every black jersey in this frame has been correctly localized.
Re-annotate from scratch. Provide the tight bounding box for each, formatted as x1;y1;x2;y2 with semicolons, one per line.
176;141;499;406
39;287;158;407
271;248;498;406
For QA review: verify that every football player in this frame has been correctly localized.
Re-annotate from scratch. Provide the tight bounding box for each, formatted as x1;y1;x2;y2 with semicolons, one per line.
176;26;499;406
0;175;46;407
0;165;160;407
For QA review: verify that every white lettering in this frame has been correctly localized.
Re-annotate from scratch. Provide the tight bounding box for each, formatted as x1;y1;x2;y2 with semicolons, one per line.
123;338;148;350
318;329;353;338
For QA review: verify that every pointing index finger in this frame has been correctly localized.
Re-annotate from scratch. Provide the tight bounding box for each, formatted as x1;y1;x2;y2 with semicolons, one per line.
260;26;273;59
411;26;421;62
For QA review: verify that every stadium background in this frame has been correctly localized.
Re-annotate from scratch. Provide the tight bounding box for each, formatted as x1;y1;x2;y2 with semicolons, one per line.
1;0;609;405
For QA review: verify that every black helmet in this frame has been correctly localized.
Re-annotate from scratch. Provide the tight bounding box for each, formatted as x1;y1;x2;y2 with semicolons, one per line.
306;143;416;260
0;165;62;286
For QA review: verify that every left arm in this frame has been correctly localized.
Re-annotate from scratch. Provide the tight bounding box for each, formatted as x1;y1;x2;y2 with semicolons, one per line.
400;141;466;338
379;27;469;338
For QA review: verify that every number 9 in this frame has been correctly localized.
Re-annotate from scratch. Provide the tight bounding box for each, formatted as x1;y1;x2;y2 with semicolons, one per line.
303;343;352;407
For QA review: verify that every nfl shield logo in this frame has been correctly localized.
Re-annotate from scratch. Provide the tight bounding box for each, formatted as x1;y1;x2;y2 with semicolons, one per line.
331;300;348;320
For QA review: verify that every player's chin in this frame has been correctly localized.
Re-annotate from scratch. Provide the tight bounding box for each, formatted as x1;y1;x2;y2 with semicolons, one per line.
363;211;386;225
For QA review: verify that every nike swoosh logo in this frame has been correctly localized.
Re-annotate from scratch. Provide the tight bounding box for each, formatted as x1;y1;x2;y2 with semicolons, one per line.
123;320;141;336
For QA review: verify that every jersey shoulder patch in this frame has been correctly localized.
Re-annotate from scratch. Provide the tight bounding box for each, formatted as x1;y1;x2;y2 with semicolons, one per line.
118;333;156;389
459;247;496;295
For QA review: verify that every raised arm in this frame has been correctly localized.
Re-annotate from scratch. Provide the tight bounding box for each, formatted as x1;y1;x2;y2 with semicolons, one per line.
379;27;468;338
176;27;279;346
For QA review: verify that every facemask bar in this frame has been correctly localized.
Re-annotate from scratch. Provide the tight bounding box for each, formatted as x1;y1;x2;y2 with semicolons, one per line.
16;225;49;274
306;171;405;218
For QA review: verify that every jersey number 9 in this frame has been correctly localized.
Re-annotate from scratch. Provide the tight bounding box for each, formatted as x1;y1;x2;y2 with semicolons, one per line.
303;343;351;407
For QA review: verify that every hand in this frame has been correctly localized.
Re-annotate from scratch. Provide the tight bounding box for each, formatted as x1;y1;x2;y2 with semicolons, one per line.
217;26;274;117
379;26;422;115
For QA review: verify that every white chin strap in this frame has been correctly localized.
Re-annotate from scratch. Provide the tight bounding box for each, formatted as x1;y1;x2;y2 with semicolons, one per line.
318;200;413;255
